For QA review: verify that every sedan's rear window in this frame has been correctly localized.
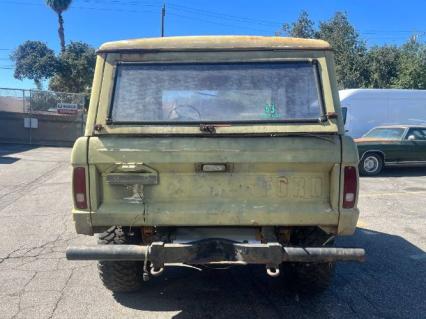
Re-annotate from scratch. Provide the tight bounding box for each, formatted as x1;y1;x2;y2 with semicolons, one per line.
109;62;323;124
364;128;405;139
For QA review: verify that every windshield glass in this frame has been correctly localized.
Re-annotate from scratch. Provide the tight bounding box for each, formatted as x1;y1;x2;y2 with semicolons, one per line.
110;62;323;123
364;128;405;139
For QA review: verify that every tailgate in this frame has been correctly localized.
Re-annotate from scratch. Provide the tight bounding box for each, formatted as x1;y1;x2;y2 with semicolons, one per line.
87;136;341;227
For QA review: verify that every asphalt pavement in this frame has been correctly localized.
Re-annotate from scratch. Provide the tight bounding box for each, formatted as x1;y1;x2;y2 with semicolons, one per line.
0;144;425;319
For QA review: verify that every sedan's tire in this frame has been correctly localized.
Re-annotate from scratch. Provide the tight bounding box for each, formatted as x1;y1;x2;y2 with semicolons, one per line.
359;153;384;176
97;227;144;293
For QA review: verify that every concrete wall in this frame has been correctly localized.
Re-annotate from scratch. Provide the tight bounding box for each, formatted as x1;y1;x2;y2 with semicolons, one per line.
0;111;85;147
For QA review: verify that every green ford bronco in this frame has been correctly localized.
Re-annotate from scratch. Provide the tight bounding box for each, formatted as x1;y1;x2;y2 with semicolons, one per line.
66;36;365;292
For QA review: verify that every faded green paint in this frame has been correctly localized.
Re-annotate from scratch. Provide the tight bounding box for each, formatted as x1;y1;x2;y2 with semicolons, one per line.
71;36;359;236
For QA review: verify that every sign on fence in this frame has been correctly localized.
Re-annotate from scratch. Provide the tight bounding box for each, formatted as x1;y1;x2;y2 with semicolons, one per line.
57;102;79;115
23;118;38;128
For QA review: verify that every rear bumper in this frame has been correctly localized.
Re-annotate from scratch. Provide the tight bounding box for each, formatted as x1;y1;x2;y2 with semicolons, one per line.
66;239;365;268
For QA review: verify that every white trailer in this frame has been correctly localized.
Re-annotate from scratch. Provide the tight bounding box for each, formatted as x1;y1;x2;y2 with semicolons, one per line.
339;89;426;138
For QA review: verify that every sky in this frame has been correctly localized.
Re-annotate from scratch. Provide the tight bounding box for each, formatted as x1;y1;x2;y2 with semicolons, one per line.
1;0;426;89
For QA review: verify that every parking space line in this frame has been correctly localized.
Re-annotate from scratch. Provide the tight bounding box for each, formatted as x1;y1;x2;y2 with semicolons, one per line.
360;190;426;197
357;219;367;227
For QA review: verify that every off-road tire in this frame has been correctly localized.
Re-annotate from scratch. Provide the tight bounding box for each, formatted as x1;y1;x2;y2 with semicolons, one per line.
289;261;335;293
359;153;384;176
97;227;143;293
284;227;335;293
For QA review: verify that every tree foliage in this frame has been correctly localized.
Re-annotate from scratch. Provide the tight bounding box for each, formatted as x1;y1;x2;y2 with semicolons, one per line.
394;39;426;89
281;11;426;89
11;40;96;93
10;41;58;90
366;46;400;88
45;0;72;13
282;10;316;39
317;12;369;89
48;42;96;93
45;0;73;52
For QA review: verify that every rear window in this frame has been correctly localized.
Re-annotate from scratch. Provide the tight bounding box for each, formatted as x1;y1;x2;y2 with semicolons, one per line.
364;128;405;139
109;62;324;124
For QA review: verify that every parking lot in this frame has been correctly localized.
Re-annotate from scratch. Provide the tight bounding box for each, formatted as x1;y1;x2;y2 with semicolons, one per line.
0;144;425;319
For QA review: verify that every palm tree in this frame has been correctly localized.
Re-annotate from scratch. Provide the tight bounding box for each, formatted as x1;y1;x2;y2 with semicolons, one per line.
45;0;73;52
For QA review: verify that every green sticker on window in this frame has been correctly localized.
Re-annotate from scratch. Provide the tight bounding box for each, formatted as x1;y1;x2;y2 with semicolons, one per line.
262;103;281;118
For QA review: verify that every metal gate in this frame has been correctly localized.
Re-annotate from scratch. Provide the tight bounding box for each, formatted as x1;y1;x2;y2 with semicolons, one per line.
0;88;87;146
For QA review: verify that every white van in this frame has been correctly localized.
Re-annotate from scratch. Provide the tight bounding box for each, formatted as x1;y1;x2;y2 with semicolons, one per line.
339;89;426;138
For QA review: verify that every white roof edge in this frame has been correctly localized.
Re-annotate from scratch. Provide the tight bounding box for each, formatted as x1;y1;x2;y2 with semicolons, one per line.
339;88;426;101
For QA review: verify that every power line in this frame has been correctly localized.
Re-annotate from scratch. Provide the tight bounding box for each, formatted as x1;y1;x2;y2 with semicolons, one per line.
2;0;426;39
361;31;426;36
168;11;272;34
3;0;278;30
77;0;151;4
92;0;426;35
69;0;278;33
166;2;281;27
1;0;157;14
82;0;283;27
75;0;278;32
77;0;155;4
1;1;42;6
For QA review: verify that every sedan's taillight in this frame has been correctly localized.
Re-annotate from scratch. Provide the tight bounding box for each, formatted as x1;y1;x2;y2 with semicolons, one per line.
73;167;88;209
343;166;357;208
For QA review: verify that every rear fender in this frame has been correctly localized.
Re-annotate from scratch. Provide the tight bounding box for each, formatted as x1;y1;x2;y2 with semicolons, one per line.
71;137;93;235
338;135;360;235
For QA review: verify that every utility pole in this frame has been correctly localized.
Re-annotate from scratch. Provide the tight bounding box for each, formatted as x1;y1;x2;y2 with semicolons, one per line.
161;3;166;37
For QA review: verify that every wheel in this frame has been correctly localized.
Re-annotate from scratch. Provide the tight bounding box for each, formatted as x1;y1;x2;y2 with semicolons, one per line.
283;227;335;293
97;227;144;293
289;261;335;293
359;153;383;176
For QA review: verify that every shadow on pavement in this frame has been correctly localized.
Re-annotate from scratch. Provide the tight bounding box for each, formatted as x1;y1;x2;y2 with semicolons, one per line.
0;143;38;164
379;166;426;177
0;156;20;164
113;228;425;319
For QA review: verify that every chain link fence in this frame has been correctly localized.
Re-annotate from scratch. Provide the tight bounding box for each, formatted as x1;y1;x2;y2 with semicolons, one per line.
0;88;88;146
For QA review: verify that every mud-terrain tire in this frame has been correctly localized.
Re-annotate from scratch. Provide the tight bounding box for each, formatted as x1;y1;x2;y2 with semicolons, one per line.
285;227;335;293
290;261;335;293
359;153;384;176
97;227;143;293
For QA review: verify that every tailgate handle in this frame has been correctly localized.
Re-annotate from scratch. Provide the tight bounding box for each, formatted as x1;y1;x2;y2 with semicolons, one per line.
106;173;158;185
105;163;158;185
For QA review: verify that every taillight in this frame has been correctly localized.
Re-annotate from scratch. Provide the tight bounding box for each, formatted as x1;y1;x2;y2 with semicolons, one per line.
73;167;88;209
343;166;357;208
